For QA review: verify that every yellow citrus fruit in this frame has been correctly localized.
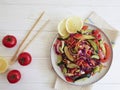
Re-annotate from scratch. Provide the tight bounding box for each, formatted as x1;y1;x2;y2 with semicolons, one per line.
0;57;8;73
58;19;69;37
66;16;83;33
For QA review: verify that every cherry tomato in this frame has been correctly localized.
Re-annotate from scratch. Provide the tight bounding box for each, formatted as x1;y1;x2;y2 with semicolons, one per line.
92;29;99;35
2;35;17;48
92;29;101;40
18;52;32;66
97;34;101;40
7;70;21;84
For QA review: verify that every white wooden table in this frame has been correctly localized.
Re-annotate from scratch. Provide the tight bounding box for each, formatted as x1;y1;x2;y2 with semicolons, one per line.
0;0;120;90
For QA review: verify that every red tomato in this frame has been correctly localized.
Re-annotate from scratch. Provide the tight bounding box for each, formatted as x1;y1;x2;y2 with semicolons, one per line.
87;50;92;56
101;43;111;63
7;70;21;84
82;26;88;30
73;33;82;39
18;52;32;66
70;68;77;74
92;29;101;40
2;35;17;48
97;34;101;40
65;76;73;82
92;29;100;35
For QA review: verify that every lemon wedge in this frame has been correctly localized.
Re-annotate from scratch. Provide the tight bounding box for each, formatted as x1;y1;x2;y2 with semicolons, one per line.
58;19;69;37
66;16;83;33
0;57;8;73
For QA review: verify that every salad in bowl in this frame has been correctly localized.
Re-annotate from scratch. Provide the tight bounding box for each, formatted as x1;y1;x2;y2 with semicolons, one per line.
51;16;113;85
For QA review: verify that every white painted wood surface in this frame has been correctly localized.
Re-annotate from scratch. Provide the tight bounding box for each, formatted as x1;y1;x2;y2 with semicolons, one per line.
0;0;120;90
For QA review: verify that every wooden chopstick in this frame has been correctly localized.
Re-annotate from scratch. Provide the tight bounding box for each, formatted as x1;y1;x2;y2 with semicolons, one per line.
10;20;49;65
21;20;50;52
9;12;45;65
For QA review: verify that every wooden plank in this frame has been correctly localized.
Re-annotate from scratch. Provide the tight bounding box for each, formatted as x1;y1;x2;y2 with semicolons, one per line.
0;83;55;90
1;0;120;7
0;1;120;89
0;32;57;57
93;84;120;90
0;5;120;31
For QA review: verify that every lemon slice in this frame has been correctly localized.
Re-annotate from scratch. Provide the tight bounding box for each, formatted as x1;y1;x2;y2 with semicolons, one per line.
66;16;83;33
58;19;69;37
0;57;8;73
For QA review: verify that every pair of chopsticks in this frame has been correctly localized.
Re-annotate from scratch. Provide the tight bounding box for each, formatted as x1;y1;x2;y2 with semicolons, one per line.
9;11;49;65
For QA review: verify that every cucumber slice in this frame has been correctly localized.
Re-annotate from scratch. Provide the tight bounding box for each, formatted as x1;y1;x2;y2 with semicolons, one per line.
57;55;62;65
74;35;95;40
100;40;106;55
93;66;100;73
67;63;79;68
81;29;92;34
88;40;98;52
64;46;74;61
82;35;95;40
62;67;67;75
91;55;100;59
93;64;103;73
